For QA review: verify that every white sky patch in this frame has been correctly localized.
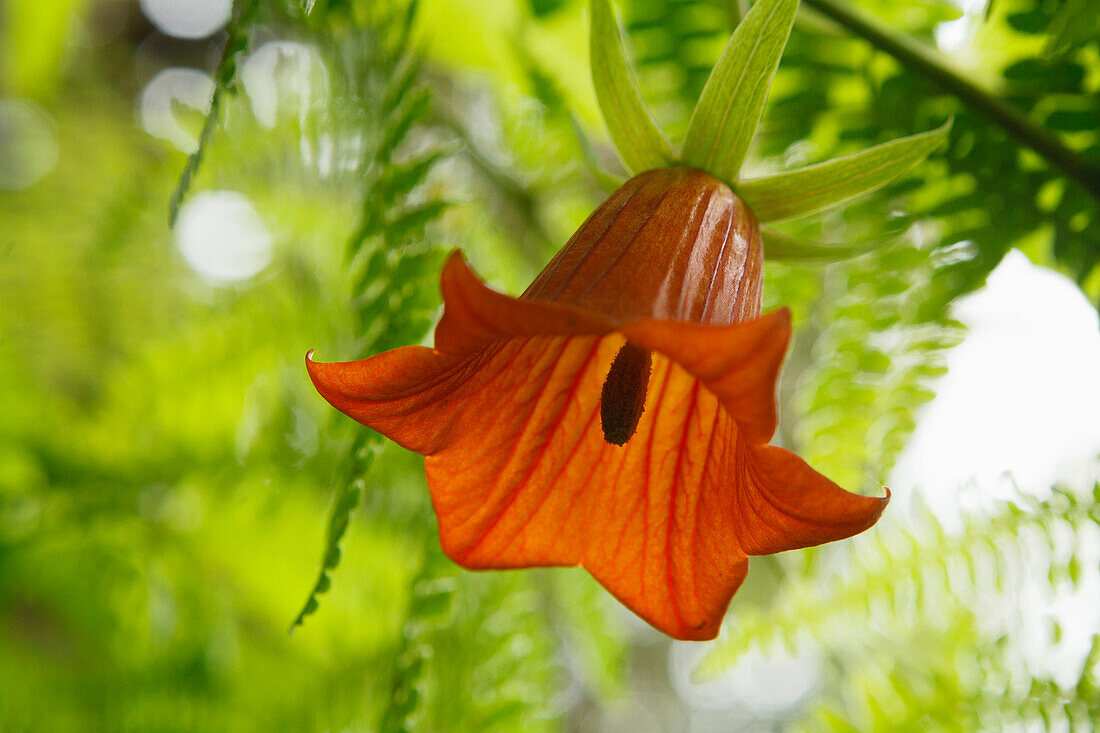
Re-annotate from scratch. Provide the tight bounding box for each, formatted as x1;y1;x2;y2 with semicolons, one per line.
140;67;214;154
892;249;1100;519
175;191;273;282
669;640;820;714
934;16;973;52
1009;521;1100;689
140;0;230;39
935;0;988;53
891;248;1100;688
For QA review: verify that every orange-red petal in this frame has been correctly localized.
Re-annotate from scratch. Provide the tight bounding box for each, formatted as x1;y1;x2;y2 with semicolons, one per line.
420;335;755;640
434;252;615;355
619;310;790;444
736;443;890;555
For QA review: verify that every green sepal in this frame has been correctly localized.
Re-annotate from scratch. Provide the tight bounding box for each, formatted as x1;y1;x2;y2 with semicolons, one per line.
590;0;676;173
739;120;953;222
570;112;627;192
680;0;798;182
762;226;880;262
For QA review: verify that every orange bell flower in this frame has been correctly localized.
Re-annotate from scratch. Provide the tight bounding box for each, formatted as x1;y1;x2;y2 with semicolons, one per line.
308;167;888;640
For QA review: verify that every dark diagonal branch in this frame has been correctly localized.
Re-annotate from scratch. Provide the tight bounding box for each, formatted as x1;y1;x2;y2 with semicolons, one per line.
801;0;1100;201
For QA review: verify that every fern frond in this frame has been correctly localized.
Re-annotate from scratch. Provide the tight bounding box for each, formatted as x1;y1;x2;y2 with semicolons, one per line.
294;3;452;629
700;485;1100;681
168;0;260;226
290;438;370;630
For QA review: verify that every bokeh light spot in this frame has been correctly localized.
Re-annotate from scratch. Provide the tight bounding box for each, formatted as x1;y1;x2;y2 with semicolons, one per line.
139;0;231;39
175;191;273;282
140;67;214;154
241;41;328;129
0;100;59;190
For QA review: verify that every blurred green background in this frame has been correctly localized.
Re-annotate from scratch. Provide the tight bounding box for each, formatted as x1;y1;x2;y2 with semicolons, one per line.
1;0;1099;730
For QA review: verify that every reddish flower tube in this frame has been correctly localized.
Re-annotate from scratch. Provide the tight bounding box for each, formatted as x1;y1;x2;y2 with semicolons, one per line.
308;167;888;640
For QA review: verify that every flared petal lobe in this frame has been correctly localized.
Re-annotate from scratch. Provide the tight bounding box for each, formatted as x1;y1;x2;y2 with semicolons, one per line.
737;444;889;555
307;168;888;640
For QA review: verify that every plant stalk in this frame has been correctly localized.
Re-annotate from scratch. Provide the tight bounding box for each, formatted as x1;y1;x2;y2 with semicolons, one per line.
801;0;1100;201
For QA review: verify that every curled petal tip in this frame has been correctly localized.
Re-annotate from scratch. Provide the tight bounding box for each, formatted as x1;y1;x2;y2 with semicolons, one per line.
306;348;316;362
738;444;892;555
443;248;466;267
773;306;792;327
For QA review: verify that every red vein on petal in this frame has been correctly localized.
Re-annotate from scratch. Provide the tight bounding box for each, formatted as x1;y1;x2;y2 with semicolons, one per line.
667;377;702;633
568;442;619;558
447;342;526;404
639;357;676;604
498;341;608;557
734;447;789;549
457;337;603;560
604;357;667;564
513;401;603;558
448;340;568;534
690;400;724;613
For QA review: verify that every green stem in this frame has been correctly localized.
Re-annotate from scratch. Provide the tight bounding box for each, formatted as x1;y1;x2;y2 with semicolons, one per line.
167;0;261;226
801;0;1100;201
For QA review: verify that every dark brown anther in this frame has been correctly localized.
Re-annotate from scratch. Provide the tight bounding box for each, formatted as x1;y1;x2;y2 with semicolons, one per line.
600;342;652;446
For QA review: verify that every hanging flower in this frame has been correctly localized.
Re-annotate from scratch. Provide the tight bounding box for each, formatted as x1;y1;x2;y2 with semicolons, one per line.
309;0;948;640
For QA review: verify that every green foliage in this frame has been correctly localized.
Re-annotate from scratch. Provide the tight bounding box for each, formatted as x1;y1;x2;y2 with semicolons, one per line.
760;225;877;261
1022;0;1100;55
291;449;366;628
702;485;1098;673
740;120;952;223
290;0;451;629
790;242;964;490
782;0;1097;484
590;0;676;173
0;0;84;98
168;0;260;226
701;485;1100;728
681;0;799;181
377;551;570;733
0;70;413;727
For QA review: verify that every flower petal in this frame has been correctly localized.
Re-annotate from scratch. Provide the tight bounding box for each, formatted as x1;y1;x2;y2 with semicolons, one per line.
435;251;614;355
619;309;791;444
521;168;764;326
736;443;890;555
306;346;465;455
306;252;618;452
423;335;754;640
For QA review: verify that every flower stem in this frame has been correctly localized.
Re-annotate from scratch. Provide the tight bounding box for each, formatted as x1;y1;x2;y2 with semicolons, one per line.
801;0;1100;201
